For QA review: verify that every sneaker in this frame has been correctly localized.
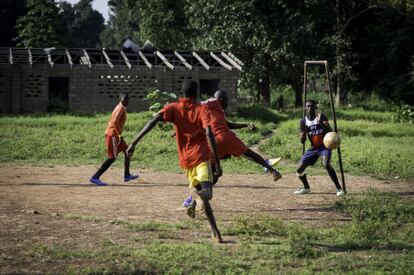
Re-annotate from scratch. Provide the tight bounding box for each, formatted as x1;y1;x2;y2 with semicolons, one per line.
263;157;282;172
272;171;282;182
294;187;311;194
336;190;346;197
183;196;193;208
89;177;107;186
124;174;139;182
184;197;196;219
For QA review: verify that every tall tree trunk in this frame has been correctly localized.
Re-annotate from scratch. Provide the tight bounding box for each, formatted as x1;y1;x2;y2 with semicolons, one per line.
335;0;344;107
260;74;270;106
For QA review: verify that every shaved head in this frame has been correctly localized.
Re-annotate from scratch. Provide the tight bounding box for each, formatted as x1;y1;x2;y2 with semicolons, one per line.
214;90;229;110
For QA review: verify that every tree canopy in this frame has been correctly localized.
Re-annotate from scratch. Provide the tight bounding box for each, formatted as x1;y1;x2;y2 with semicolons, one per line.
5;0;414;105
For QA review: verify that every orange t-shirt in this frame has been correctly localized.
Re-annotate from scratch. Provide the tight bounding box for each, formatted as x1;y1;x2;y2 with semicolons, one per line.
105;103;126;137
202;98;247;157
160;98;212;169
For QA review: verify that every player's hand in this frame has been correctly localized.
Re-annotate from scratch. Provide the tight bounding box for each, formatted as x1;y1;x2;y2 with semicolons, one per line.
247;124;257;131
126;145;135;157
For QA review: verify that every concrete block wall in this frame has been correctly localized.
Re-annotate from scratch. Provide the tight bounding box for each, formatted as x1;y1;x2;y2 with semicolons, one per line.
0;64;240;114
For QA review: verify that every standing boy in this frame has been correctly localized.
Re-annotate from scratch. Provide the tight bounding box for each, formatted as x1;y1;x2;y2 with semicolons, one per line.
126;80;224;243
295;100;345;196
90;93;139;186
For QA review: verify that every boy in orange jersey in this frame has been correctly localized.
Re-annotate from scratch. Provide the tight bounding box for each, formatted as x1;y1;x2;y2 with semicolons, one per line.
126;80;223;243
203;90;282;182
90;93;139;186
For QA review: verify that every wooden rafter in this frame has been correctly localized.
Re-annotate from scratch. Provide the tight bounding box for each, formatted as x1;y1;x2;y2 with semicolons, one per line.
192;51;209;71
174;51;192;70
82;49;92;68
47;50;54;68
120;50;132;69
9;48;13;65
28;48;33;66
102;49;114;69
228;52;244;66
156;50;174;70
138;50;152;69
221;52;242;71
65;49;73;68
210;52;232;71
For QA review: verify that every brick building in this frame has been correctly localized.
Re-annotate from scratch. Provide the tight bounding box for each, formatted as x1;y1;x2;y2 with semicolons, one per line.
0;47;243;113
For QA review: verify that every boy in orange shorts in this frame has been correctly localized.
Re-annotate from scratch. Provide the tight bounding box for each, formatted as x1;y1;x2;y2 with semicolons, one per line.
90;93;139;186
126;80;223;243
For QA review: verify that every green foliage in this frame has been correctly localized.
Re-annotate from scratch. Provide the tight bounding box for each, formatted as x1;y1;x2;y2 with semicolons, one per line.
224;216;288;237
393;104;414;123
144;88;177;115
15;0;62;47
58;0;105;48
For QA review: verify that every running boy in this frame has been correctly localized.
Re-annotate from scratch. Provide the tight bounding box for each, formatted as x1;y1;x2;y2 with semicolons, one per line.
126;80;224;243
294;100;345;196
90;93;139;186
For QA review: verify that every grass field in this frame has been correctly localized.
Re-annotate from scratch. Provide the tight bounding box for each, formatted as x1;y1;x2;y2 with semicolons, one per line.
0;105;413;273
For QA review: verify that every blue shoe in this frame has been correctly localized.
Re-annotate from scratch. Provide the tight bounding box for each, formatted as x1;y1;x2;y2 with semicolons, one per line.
183;196;193;208
124;174;139;182
90;177;107;186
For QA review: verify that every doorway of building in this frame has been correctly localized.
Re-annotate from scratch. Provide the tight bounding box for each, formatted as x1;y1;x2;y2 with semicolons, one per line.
199;79;220;99
48;77;69;113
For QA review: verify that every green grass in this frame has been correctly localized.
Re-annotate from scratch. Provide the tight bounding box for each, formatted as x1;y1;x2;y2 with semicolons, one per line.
23;191;413;274
1;106;413;178
260;108;414;179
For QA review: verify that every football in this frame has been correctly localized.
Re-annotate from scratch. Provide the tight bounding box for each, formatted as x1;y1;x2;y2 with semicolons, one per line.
323;132;341;150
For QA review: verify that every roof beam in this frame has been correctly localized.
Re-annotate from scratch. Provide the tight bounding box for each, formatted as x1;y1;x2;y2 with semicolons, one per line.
120;50;132;69
138;50;152;69
65;49;73;68
9;48;13;65
28;48;33;66
47;50;54;68
102;49;114;69
192;51;209;71
227;52;244;66
174;51;192;70
210;52;232;71
221;51;242;71
82;49;92;68
156;50;174;70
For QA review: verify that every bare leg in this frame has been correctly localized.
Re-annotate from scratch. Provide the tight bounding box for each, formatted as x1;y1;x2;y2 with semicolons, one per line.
243;149;282;180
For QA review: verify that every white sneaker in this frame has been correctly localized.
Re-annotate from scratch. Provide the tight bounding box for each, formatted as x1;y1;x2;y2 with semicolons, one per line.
336;190;346;197
294;188;311;194
263;157;282;172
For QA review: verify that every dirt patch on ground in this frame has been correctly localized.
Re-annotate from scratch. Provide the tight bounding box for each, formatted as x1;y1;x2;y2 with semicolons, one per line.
0;164;412;273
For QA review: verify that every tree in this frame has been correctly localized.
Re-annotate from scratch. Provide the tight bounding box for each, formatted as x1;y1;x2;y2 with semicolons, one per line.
187;0;316;106
15;0;62;47
100;0;140;48
0;0;26;47
59;0;105;47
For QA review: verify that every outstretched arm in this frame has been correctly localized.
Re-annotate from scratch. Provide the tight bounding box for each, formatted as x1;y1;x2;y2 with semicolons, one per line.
226;120;256;131
126;113;163;156
206;126;222;178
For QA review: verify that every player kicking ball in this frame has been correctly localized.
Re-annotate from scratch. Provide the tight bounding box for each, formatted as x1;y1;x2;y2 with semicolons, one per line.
127;80;224;243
